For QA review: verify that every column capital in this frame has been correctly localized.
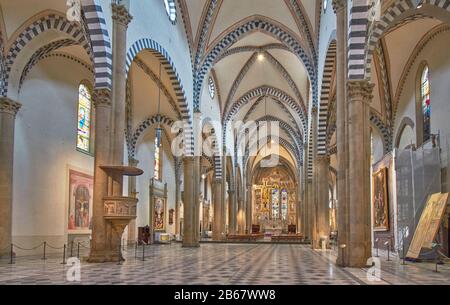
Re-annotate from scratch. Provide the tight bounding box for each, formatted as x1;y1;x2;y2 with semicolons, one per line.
112;4;133;27
347;80;374;102
316;155;330;164
128;157;139;167
93;88;112;107
0;97;21;116
332;0;347;13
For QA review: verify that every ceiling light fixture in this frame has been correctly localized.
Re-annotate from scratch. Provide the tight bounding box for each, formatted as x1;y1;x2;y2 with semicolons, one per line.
258;53;265;61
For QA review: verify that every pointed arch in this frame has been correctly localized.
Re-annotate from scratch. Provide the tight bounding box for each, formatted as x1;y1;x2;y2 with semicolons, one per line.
194;16;317;110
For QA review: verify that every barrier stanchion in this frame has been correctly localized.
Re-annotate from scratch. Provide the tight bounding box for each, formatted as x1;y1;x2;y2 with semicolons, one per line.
61;244;66;265
135;241;138;258
142;243;145;261
42;242;47;260
77;242;80;259
375;238;379;257
9;244;14;265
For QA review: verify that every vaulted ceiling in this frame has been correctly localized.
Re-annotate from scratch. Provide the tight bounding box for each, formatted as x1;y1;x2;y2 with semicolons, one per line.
182;0;319;166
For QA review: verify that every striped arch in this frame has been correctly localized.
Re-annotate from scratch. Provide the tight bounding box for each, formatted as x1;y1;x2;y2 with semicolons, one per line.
81;0;112;89
243;96;300;136
370;111;392;154
223;51;306;118
128;114;175;158
223;86;307;143
3;13;92;97
195;17;317;110
317;39;337;155
244;135;302;169
354;0;450;80
19;39;79;90
126;38;193;155
202;119;222;180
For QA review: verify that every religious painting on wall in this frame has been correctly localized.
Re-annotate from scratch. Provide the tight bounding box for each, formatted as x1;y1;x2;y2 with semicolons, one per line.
372;167;389;231
153;197;166;231
68;169;93;232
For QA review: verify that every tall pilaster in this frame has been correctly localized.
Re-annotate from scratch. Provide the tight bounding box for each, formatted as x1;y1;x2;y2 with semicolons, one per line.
301;148;309;237
182;156;200;247
228;189;236;235
333;0;349;266
314;156;330;249
212;178;224;240
0;98;21;257
347;80;374;267
246;183;253;234
237;196;245;234
174;162;182;236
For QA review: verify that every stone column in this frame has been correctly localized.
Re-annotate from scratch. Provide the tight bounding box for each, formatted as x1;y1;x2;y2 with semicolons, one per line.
127;158;139;244
0;98;21;257
333;0;349;266
296;179;302;234
301;148;309;237
246;183;253;234
346;80;373;267
111;3;132;167
212;178;223;240
314;156;330;249
221;153;227;236
237;196;245;234
174;163;182;236
182;156;200;247
228;189;236;235
88;89;112;261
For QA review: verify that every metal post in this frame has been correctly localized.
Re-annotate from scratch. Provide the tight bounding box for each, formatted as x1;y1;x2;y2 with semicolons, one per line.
135;241;138;258
142;243;145;261
375;238;379;257
387;241;390;262
77;242;80;259
9;244;14;265
70;240;74;257
42;242;47;260
61;244;66;265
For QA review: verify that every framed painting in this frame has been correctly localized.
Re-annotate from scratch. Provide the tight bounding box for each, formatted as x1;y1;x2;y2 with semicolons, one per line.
68;169;93;233
372;167;389;231
153;196;166;231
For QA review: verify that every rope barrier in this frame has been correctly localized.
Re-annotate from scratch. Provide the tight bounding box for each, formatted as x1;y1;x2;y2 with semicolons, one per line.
12;242;44;251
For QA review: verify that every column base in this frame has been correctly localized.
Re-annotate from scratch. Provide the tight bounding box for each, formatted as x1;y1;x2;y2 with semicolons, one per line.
87;249;124;263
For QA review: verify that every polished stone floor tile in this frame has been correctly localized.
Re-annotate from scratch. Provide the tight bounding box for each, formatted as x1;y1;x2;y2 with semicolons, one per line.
0;243;449;285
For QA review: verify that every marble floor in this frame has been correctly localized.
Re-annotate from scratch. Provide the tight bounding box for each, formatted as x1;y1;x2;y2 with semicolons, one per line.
0;243;449;285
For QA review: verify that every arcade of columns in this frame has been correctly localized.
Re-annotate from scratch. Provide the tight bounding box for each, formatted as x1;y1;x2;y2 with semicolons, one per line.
0;1;374;267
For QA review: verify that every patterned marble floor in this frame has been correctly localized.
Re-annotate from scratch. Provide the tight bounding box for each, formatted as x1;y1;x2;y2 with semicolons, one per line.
0;243;449;285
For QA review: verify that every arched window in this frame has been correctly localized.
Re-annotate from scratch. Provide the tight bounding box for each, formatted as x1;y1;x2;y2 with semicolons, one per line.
77;82;93;153
154;128;163;181
420;65;431;143
164;0;177;23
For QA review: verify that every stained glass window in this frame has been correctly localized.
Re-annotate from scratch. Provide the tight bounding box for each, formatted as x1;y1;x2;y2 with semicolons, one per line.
420;65;431;143
281;189;288;221
271;188;279;220
154;129;162;181
77;83;92;153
